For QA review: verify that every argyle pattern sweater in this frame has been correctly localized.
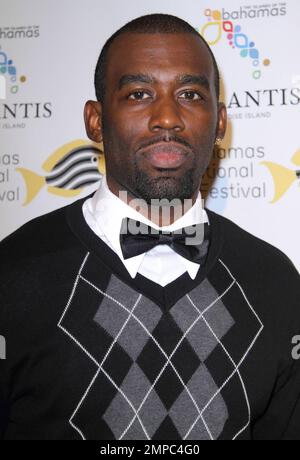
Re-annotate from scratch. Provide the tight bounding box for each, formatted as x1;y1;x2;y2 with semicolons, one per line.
0;194;300;440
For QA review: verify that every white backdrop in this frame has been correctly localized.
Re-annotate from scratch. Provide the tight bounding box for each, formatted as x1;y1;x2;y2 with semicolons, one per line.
0;0;299;272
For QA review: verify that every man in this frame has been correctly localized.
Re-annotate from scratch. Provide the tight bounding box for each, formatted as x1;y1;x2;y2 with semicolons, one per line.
0;13;300;441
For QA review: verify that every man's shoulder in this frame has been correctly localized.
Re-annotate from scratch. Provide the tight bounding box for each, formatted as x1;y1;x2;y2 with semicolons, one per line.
0;199;84;279
1;204;68;255
206;208;299;277
0;197;92;323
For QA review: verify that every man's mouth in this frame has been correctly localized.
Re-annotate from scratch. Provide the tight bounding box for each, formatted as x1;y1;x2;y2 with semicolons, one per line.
141;142;189;169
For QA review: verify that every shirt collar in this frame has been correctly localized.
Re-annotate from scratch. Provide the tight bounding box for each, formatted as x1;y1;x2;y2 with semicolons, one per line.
88;174;209;279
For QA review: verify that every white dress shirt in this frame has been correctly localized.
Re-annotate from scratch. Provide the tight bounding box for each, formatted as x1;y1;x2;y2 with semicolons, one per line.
82;175;209;287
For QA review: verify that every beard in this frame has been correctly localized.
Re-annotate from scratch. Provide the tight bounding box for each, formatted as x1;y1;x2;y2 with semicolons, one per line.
132;158;200;204
101;117;213;205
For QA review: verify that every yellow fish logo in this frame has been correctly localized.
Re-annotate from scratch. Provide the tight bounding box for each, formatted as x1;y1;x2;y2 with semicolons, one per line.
261;149;300;203
17;140;106;206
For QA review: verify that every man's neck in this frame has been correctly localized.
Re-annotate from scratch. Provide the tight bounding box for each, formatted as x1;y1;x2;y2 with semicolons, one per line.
106;174;199;227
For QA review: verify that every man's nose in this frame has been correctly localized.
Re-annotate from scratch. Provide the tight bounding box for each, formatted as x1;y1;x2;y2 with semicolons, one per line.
148;96;185;133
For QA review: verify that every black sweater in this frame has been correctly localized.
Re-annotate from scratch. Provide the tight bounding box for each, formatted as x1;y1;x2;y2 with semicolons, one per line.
0;194;300;440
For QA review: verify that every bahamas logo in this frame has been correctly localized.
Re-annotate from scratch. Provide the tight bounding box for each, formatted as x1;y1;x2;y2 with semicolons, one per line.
0;48;26;98
200;9;271;79
17;140;106;206
261;149;300;203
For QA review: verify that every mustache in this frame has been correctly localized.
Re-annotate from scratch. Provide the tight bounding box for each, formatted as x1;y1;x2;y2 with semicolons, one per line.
136;134;195;154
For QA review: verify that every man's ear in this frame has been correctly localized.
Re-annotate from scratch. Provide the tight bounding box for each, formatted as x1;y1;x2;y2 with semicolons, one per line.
84;100;103;143
216;102;227;141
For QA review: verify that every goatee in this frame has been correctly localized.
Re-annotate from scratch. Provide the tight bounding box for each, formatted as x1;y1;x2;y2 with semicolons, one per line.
133;166;198;204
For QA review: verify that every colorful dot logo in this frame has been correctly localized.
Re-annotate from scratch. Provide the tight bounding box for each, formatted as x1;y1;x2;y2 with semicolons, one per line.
200;9;271;79
0;49;26;98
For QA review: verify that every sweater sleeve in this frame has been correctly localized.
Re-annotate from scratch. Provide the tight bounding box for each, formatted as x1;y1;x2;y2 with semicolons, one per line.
252;254;300;440
252;358;300;440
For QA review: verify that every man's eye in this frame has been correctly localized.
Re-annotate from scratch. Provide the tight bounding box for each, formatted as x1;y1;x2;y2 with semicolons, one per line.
179;91;202;101
128;91;151;100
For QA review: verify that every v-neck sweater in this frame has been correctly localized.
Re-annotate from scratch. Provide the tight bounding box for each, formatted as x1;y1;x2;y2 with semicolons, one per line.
0;194;300;440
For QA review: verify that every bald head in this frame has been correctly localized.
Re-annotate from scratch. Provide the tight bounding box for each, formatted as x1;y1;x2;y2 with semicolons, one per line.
94;13;220;103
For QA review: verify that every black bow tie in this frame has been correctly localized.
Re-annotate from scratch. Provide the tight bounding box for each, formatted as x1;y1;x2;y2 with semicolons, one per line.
119;217;210;265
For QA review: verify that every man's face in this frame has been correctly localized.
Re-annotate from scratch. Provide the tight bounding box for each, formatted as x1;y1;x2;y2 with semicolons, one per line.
86;32;226;203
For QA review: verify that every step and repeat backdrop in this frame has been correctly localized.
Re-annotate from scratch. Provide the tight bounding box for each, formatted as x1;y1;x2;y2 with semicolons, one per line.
0;0;299;271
